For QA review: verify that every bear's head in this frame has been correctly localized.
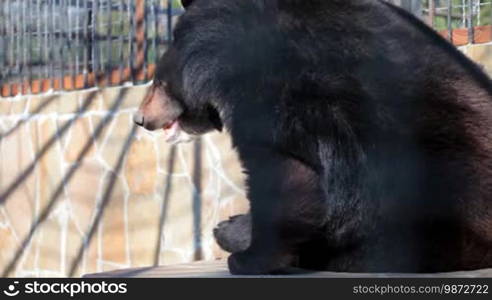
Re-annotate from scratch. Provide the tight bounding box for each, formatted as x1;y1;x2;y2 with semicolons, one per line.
134;0;286;143
133;0;226;143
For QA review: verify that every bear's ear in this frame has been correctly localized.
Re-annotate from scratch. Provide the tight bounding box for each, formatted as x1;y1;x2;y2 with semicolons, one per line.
181;0;194;9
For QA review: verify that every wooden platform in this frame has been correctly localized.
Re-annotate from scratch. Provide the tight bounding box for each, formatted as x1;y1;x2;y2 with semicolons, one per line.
84;260;492;278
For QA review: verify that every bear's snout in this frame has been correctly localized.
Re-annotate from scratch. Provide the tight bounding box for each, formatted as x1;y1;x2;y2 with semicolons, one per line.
134;82;184;131
133;111;145;127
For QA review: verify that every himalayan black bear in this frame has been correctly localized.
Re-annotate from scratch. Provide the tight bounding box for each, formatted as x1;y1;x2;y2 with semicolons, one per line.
133;0;492;275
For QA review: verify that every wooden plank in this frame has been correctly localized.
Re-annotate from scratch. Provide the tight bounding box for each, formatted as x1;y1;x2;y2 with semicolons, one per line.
147;63;156;79
63;76;75;91
53;78;61;91
473;25;492;44
440;25;492;46
42;79;51;93
0;65;153;97
84;260;492;278
31;79;41;94
74;74;85;90
21;81;30;95
10;84;19;97
1;85;10;98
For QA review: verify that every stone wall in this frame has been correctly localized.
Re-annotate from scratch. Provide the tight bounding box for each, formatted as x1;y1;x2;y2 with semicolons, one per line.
0;43;491;278
461;43;492;75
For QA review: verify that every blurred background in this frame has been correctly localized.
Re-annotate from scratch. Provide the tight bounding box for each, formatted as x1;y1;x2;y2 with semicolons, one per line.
0;0;491;277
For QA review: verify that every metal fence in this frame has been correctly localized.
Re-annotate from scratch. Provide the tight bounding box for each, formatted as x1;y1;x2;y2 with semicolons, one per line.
0;0;491;97
0;0;183;96
425;0;492;44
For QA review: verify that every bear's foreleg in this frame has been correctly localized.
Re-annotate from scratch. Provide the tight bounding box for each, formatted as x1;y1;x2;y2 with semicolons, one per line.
228;147;324;275
214;214;251;253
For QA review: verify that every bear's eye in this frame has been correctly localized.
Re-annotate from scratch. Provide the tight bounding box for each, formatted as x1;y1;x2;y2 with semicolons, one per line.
154;79;169;90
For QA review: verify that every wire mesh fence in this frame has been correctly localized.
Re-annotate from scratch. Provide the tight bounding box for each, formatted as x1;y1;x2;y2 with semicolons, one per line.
0;0;491;97
423;0;492;45
428;0;492;28
388;0;492;27
0;0;183;96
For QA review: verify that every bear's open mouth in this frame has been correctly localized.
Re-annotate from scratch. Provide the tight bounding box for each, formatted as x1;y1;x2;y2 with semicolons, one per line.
163;121;176;130
162;120;194;144
162;120;180;143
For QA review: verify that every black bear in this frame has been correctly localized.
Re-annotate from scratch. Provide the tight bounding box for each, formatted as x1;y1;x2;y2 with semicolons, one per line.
134;0;492;275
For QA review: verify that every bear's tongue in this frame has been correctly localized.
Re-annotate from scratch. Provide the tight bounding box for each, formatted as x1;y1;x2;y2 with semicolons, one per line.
163;121;175;130
162;121;180;143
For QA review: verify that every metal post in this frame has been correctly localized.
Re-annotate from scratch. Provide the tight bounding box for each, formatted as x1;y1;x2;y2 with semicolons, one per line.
447;0;453;41
0;1;6;96
128;0;134;83
76;0;80;81
91;0;98;83
22;0;26;93
167;0;172;43
134;0;145;82
43;0;49;91
153;0;158;64
84;1;91;87
66;0;73;89
428;0;435;27
468;0;474;43
60;0;66;89
50;0;55;89
35;0;41;93
106;0;113;84
118;0;125;83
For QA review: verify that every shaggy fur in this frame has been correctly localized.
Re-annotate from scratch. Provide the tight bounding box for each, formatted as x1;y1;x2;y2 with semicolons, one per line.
137;0;492;274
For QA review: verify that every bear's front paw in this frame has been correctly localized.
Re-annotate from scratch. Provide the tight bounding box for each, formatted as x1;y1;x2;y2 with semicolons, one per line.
227;249;294;275
214;214;251;253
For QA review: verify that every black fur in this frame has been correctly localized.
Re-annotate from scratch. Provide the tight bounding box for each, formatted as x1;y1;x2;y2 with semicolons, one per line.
214;214;251;253
156;0;492;274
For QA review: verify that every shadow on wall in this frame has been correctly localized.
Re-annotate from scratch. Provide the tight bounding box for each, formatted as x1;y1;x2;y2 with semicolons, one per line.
0;85;243;277
0;89;142;277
